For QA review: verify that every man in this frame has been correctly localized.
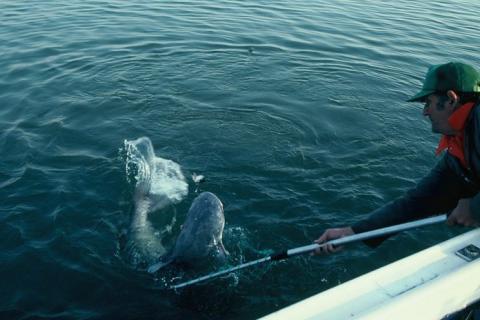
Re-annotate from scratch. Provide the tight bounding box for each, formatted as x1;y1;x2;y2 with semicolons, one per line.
315;62;480;254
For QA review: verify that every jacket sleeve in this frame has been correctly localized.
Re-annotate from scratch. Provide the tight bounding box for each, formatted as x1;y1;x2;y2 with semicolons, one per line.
466;105;480;222
351;155;467;247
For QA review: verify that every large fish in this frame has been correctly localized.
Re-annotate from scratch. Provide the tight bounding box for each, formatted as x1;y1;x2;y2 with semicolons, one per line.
148;192;228;273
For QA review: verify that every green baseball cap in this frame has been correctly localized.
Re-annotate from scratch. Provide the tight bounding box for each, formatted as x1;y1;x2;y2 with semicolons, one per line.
407;62;480;102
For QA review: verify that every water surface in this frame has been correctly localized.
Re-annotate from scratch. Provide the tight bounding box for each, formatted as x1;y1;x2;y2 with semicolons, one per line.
1;1;479;319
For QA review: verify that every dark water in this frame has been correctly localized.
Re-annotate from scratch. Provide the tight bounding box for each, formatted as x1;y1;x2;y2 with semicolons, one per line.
1;0;479;319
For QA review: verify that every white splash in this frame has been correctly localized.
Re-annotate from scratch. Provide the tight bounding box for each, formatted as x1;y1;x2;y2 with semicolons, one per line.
124;137;188;210
192;173;205;184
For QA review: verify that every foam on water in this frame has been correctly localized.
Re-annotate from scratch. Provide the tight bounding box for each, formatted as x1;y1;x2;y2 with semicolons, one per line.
123;136;188;210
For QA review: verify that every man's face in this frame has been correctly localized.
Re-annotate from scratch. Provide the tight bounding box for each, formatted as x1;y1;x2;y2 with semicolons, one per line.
422;94;456;135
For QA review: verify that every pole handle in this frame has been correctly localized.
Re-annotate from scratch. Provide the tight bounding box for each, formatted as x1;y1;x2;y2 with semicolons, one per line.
283;214;447;258
170;214;447;289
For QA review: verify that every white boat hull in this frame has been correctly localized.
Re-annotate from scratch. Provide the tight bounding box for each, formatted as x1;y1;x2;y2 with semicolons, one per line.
261;228;480;320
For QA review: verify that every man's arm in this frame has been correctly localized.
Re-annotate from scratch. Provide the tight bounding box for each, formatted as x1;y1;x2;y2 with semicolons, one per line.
315;154;471;251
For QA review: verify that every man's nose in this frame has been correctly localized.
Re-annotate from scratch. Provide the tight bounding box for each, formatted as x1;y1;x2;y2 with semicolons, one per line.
423;104;430;116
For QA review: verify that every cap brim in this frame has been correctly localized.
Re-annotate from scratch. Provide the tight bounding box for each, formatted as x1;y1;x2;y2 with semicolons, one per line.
406;89;435;102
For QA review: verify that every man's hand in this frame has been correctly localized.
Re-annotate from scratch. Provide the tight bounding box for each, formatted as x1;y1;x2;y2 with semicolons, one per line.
447;198;479;227
313;227;354;255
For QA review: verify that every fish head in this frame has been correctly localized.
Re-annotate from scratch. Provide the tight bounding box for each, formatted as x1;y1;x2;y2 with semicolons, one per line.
171;192;226;265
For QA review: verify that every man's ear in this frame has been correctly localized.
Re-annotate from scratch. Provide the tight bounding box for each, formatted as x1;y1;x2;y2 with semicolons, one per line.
446;90;460;107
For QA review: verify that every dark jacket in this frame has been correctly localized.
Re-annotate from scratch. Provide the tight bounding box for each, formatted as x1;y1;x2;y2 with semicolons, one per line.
352;102;480;247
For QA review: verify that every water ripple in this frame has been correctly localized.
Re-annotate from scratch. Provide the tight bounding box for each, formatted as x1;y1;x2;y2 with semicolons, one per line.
1;0;478;319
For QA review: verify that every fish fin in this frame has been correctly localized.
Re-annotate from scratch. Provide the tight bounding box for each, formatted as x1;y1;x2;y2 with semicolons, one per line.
218;242;229;260
147;258;173;273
